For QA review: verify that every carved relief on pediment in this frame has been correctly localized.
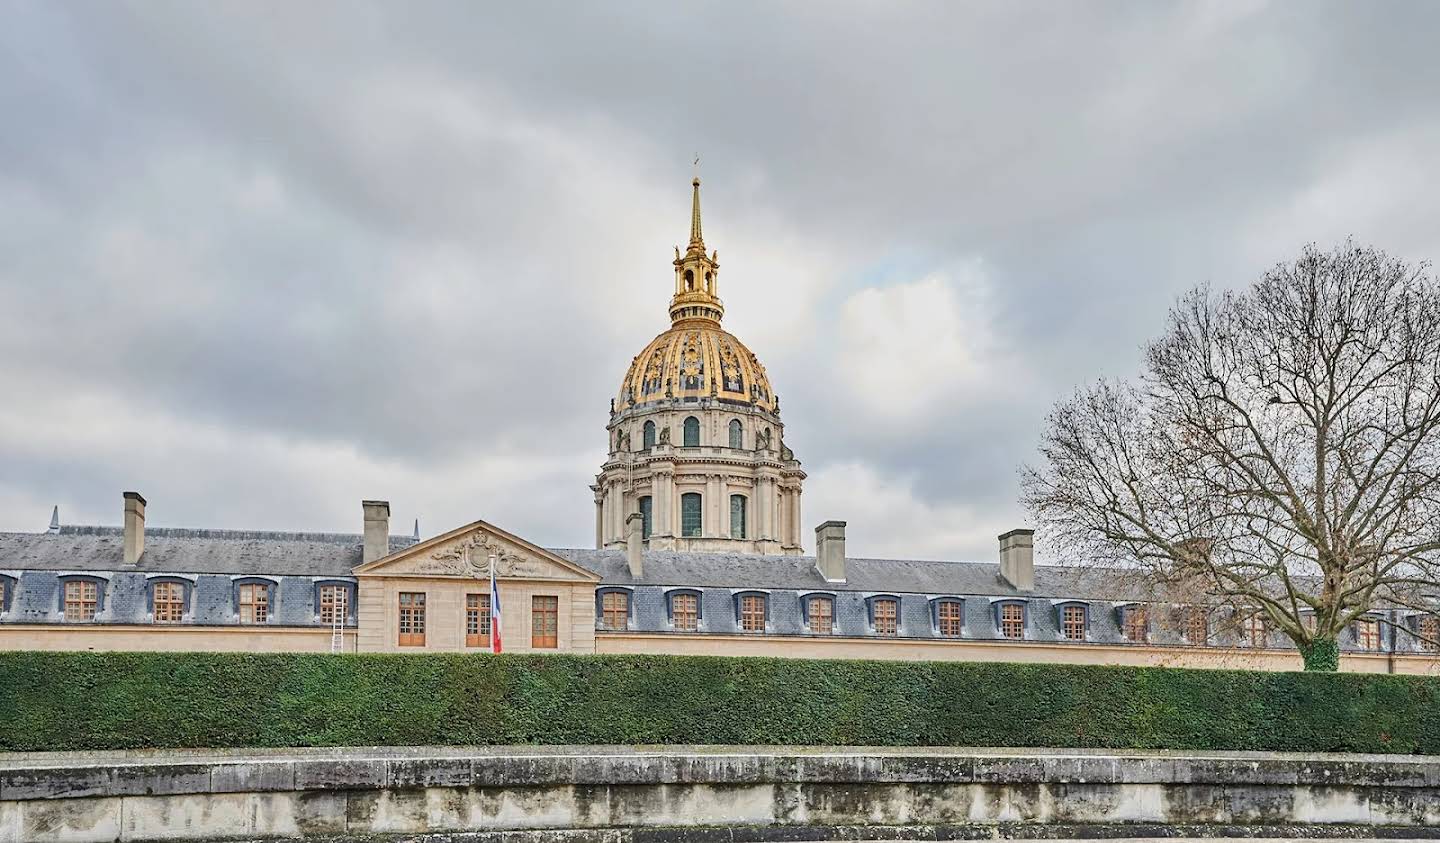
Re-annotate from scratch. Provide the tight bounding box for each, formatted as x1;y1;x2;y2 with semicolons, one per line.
404;530;559;580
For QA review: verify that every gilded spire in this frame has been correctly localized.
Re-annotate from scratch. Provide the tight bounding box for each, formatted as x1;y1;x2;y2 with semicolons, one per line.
670;175;723;326
688;177;704;251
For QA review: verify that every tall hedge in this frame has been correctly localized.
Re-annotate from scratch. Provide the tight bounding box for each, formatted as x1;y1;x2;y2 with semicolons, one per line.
0;651;1436;753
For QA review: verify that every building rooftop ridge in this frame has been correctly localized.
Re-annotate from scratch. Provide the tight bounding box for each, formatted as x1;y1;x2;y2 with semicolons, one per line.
50;524;416;545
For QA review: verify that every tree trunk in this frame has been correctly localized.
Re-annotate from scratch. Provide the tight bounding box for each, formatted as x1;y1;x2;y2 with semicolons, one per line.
1300;638;1339;672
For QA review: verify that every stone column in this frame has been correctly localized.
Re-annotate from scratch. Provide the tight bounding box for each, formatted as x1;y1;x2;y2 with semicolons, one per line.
705;474;722;537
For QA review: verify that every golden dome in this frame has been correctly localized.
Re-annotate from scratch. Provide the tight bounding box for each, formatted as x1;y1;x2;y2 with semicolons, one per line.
618;324;776;412
616;178;778;413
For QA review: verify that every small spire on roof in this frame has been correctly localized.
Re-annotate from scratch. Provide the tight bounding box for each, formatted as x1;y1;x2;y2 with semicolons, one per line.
48;505;60;534
413;518;420;540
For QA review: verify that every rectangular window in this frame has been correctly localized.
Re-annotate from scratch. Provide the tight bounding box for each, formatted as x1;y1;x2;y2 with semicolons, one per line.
237;583;268;624
1420;615;1440;653
729;495;746;539
671;593;698;631
465;593;491;648
320;585;349;626
601;591;629;631
153;581;185;624
1123;605;1148;643
398;592;426;646
0;580;6;612
532;595;559;648
639;496;653;540
873;598;898;636
64;580;97;621
1184;606;1208;644
1244;612;1266;647
681;493;703;538
740;594;766;633
999;603;1024;639
808;596;833;634
937;601;963;637
1061;605;1086;640
1356;618;1381;651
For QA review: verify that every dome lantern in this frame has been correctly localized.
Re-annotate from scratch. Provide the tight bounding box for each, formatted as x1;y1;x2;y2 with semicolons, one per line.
669;178;724;327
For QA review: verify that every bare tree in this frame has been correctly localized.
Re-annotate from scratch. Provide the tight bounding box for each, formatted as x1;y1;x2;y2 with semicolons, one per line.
1022;243;1440;670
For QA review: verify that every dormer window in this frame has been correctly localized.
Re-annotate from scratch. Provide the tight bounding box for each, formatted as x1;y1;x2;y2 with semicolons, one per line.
995;601;1026;639
804;594;834;634
1243;612;1267;647
933;599;964;637
598;589;631;631
1355;617;1382;651
153;581;185;624
60;577;103;622
667;590;701;631
237;582;270;624
1059;604;1087;641
1122;605;1149;643
1419;614;1440;653
868;596;899;636
735;592;767;633
1183;606;1209;644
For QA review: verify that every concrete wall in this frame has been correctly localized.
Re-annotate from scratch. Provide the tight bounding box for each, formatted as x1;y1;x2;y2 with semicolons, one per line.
596;631;1440;674
2;746;1439;841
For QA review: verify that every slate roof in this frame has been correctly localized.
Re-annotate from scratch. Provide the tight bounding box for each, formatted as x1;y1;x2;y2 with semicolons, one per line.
0;527;1428;653
554;548;1132;601
0;525;417;577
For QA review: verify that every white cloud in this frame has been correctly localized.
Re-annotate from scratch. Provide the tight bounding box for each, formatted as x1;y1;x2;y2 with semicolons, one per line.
833;263;998;424
804;460;1023;561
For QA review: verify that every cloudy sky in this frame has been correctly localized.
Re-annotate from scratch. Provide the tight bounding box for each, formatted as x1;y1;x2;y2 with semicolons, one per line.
3;2;1439;560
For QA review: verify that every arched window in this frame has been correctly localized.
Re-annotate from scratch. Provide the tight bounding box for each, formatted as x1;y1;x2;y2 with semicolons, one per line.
728;419;742;448
643;420;656;449
729;494;746;539
683;416;700;447
684;269;695;290
680;492;702;537
638;496;653;540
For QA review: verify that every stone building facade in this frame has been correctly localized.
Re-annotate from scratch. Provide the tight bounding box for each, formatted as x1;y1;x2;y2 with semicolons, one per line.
2;179;1439;674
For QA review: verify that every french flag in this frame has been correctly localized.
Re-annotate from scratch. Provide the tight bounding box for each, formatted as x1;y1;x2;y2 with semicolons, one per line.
489;554;503;654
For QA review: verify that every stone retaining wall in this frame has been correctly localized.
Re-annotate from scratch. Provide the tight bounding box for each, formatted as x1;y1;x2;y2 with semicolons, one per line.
2;746;1438;842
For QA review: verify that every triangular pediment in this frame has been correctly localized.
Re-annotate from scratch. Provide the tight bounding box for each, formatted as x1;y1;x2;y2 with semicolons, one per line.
354;518;600;582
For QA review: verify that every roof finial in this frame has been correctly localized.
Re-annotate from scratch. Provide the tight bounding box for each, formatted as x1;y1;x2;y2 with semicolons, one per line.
688;158;704;250
48;505;60;534
413;518;420;540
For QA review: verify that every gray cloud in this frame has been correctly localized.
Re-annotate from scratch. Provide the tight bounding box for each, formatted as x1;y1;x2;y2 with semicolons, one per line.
3;1;1439;559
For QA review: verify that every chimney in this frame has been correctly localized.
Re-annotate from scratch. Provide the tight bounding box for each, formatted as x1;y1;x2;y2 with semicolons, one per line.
999;528;1035;592
625;512;644;577
362;500;390;565
122;492;146;564
815;520;847;582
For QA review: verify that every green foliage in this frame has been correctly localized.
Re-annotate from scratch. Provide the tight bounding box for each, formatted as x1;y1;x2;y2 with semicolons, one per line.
0;651;1435;753
1301;637;1341;672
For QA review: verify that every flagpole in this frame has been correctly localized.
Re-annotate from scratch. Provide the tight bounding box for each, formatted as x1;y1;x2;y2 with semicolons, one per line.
489;553;502;654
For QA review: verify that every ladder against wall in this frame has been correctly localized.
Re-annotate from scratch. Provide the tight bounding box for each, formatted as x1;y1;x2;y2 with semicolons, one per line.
330;590;348;653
